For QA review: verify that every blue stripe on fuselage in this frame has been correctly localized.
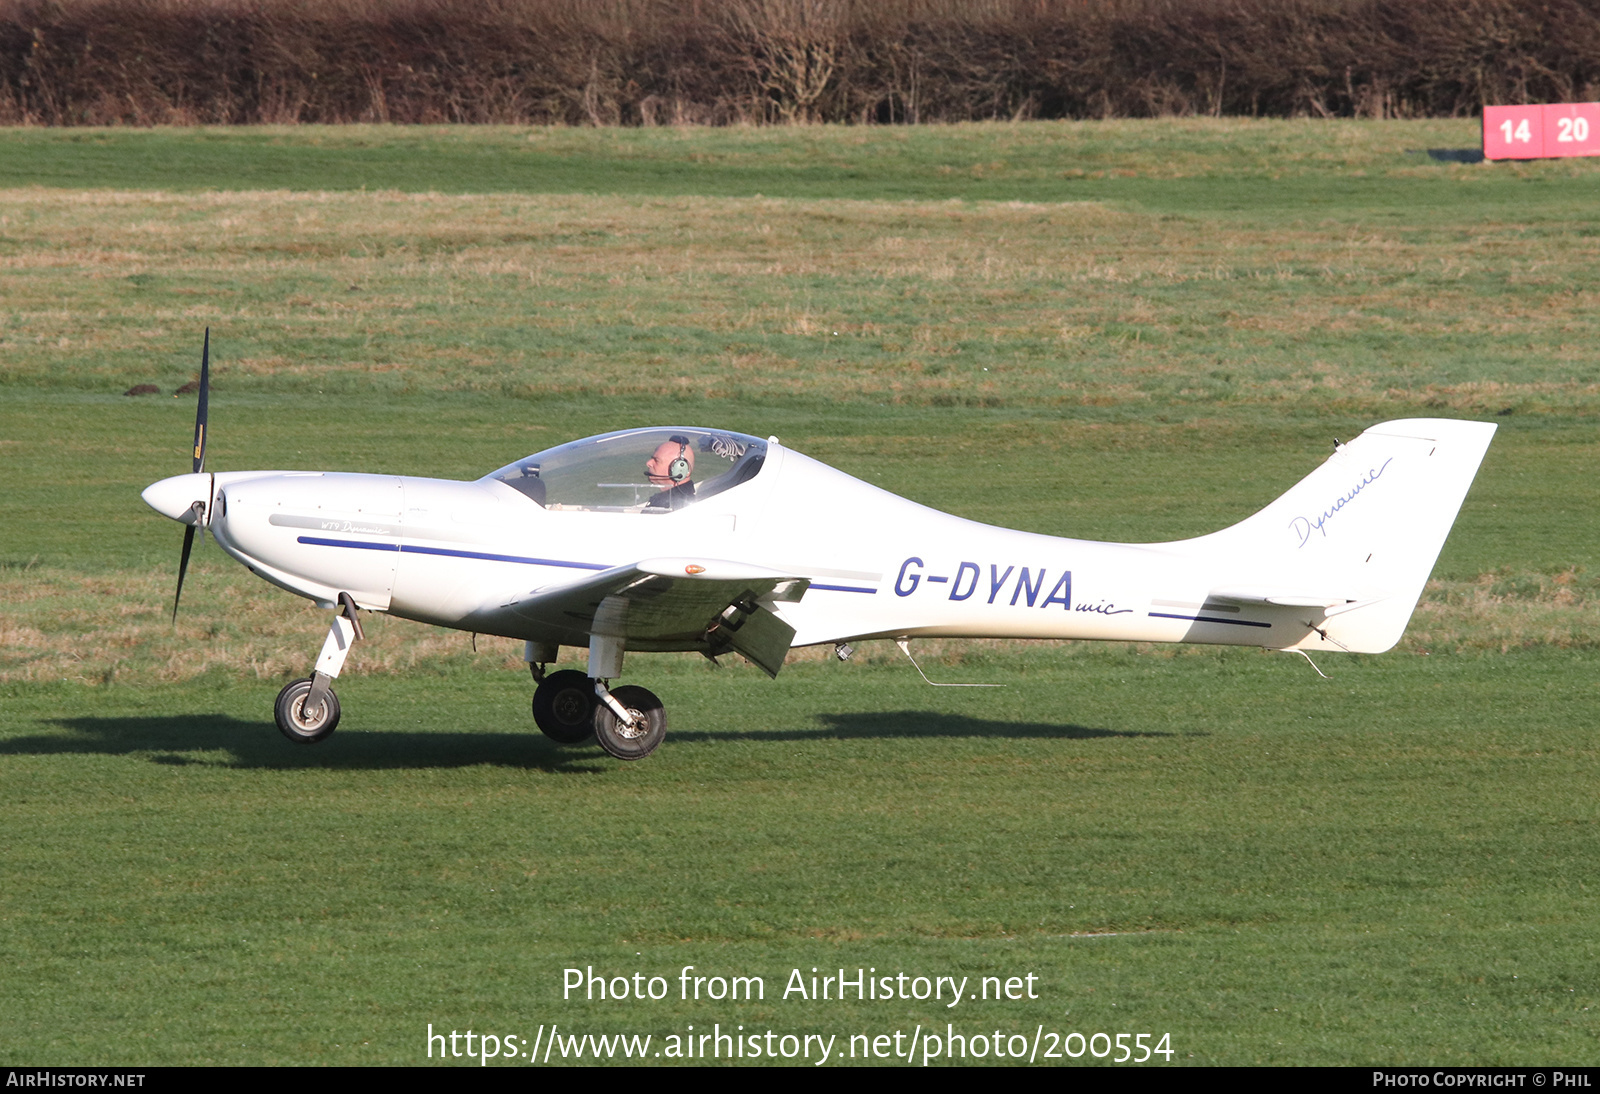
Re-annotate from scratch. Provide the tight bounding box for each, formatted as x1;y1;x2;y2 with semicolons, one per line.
296;536;605;570
1147;611;1271;629
296;536;878;591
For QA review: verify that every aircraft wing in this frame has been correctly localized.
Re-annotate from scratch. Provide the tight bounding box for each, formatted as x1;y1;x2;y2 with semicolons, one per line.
484;557;810;677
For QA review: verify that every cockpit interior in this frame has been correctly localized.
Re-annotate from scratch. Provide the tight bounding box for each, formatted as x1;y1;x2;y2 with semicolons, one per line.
483;428;768;512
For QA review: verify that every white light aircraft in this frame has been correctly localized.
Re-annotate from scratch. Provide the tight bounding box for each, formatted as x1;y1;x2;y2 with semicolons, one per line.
143;334;1495;760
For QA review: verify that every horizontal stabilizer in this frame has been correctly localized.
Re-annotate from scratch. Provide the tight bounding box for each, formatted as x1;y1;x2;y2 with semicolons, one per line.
1209;588;1348;609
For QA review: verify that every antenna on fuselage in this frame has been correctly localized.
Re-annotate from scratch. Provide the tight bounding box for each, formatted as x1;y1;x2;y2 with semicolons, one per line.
894;639;1004;687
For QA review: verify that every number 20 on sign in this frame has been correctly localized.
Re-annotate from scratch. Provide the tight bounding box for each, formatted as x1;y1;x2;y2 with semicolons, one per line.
1483;102;1600;160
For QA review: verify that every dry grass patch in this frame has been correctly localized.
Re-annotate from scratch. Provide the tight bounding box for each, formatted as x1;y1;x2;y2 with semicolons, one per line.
0;564;533;685
1408;569;1600;654
3;180;1599;413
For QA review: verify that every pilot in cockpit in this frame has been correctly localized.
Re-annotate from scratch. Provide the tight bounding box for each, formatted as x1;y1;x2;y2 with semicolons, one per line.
644;435;696;510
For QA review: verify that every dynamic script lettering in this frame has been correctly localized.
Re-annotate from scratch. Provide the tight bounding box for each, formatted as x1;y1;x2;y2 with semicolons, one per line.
1290;457;1393;548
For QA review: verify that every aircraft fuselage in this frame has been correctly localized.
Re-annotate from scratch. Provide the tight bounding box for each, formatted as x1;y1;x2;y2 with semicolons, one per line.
159;442;1342;657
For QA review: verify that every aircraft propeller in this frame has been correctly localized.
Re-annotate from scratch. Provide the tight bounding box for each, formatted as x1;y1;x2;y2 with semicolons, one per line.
170;329;211;622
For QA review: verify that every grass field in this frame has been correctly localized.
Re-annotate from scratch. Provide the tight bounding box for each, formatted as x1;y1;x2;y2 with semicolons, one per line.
1;119;1597;1065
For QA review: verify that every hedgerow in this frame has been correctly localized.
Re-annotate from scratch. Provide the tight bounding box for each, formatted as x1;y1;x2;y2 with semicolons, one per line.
3;0;1597;125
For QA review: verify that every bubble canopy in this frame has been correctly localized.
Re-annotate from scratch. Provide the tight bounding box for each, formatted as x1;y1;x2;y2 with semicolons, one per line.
481;428;768;512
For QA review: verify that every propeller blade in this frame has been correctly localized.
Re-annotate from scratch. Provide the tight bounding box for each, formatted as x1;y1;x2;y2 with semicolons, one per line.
173;523;196;623
191;328;210;474
173;330;212;621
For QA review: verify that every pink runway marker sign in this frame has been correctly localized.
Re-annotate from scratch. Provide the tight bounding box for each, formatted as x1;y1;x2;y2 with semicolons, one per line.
1484;102;1600;160
1541;102;1600;157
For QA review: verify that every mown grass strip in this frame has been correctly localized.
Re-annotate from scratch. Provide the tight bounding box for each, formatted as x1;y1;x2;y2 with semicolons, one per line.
3;649;1598;1064
2;119;1598;218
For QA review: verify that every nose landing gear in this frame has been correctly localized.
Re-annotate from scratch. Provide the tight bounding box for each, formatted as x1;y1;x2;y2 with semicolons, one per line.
275;593;361;744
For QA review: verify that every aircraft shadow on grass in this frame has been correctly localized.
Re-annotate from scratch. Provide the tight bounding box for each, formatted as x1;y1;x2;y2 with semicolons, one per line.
669;710;1187;744
13;714;607;774
4;710;1188;773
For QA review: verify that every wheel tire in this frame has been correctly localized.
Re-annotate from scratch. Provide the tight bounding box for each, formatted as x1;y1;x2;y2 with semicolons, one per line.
275;677;340;744
532;669;598;744
593;685;666;761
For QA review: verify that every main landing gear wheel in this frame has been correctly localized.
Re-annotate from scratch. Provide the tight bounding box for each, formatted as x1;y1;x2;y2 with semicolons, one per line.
532;669;598;744
593;685;666;761
275;677;340;744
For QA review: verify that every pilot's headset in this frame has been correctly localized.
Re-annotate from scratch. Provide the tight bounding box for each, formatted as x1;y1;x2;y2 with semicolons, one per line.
665;435;692;483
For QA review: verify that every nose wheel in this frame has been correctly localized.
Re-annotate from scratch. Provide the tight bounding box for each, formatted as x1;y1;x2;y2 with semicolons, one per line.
275;677;341;743
532;669;599;744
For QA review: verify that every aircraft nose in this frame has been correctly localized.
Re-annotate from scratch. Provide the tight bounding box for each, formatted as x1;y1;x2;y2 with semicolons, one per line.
142;473;212;524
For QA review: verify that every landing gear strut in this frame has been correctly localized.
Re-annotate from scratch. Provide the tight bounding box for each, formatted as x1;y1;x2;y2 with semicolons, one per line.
275;593;361;744
585;632;666;760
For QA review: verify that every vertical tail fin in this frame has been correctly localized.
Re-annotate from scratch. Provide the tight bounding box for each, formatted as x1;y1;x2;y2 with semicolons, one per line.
1173;418;1496;653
